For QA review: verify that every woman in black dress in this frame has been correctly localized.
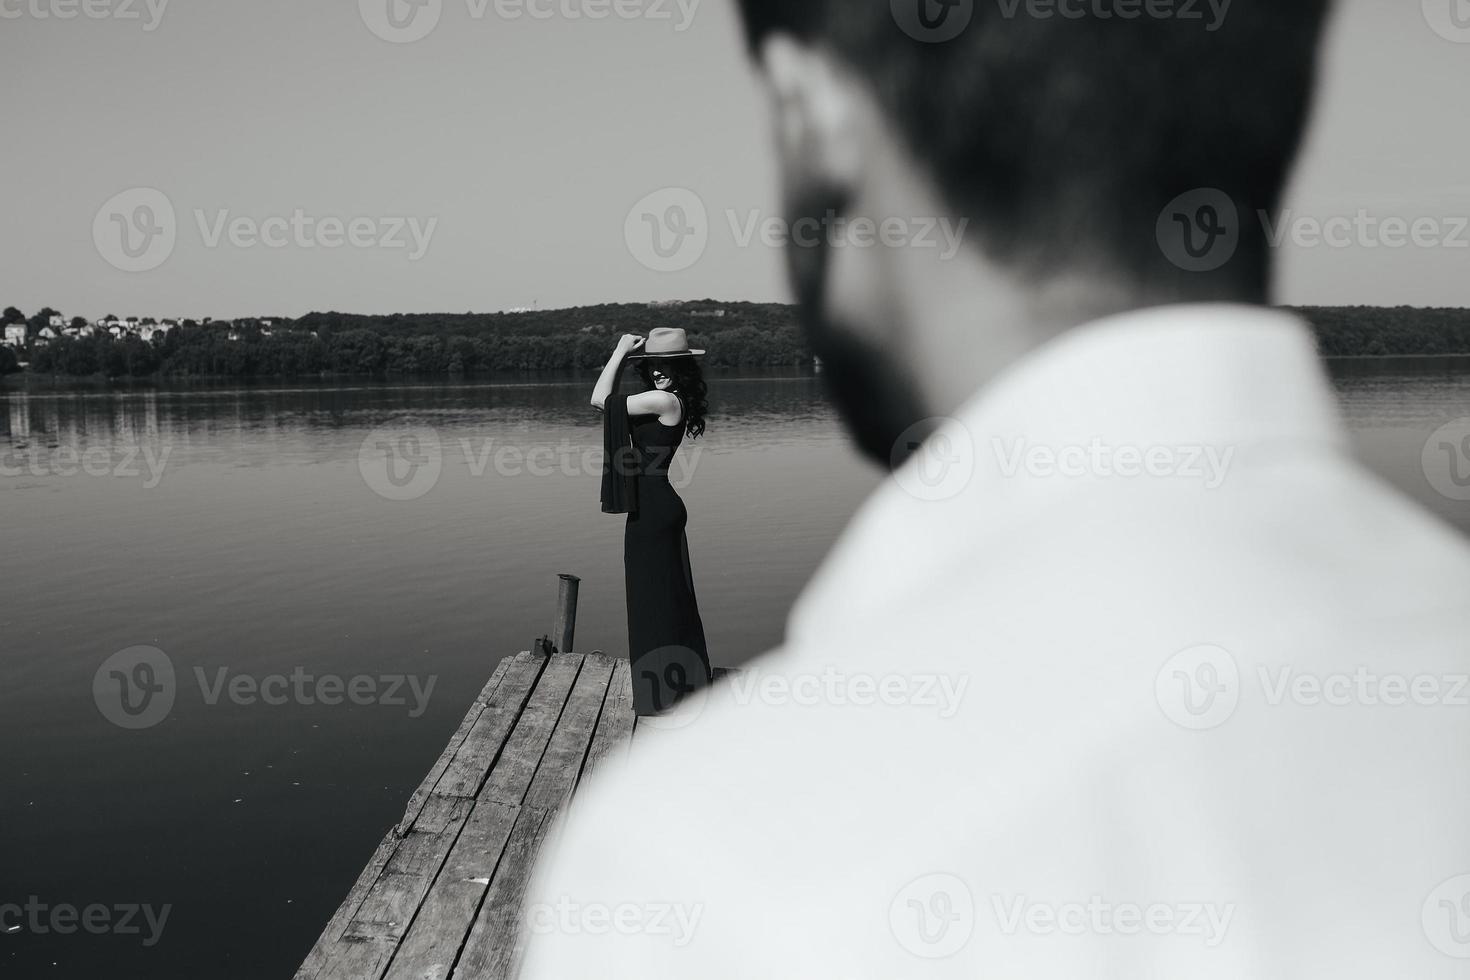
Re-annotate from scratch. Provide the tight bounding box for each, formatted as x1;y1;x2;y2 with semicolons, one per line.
591;329;712;715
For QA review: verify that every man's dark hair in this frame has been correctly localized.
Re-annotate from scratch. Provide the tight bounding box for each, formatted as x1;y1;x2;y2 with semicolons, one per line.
736;0;1333;295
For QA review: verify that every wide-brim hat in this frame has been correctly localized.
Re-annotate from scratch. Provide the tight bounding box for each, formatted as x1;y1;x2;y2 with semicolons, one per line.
627;327;705;359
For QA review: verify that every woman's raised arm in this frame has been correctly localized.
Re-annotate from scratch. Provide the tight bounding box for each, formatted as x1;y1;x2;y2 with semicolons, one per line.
590;334;644;411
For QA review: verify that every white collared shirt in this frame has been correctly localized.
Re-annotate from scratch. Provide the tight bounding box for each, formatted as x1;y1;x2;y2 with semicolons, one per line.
522;304;1470;980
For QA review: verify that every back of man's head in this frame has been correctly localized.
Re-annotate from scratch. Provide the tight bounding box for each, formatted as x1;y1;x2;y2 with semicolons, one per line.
735;0;1334;293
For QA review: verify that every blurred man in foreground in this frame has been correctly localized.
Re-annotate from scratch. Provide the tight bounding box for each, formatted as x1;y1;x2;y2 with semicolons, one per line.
523;2;1470;977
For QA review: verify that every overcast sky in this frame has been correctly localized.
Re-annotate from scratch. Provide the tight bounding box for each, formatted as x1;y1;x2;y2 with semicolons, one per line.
3;0;1468;321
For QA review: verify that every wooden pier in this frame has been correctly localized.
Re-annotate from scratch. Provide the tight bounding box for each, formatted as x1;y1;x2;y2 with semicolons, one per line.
295;577;725;980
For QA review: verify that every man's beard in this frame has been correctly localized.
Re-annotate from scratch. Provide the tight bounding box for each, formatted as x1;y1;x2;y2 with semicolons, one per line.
785;187;931;471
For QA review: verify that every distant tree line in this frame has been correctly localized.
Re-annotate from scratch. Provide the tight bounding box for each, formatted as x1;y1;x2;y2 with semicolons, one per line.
17;303;810;379
1296;306;1470;357
7;302;1470;380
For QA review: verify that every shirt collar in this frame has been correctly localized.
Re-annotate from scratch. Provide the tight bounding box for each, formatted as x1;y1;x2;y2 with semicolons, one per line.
787;303;1350;645
954;302;1345;454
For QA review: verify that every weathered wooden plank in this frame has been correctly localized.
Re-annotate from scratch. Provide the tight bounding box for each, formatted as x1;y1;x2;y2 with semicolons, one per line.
478;655;585;805
298;663;523;980
407;794;476;837
308;938;399;980
380;800;521;980
397;654;519;833
303;654;737;980
342;797;475;946
295;831;406;980
582;656;634;782
436;653;549;798
450;806;557;980
521;655;615;811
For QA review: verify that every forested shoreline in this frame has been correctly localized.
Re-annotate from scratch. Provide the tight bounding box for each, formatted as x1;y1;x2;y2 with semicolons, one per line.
6;302;1470;381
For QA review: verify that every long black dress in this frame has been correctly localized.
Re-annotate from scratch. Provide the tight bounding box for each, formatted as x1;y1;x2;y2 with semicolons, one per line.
613;395;712;715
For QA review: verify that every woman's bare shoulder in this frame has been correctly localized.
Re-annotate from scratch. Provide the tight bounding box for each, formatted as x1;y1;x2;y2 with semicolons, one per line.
626;390;681;417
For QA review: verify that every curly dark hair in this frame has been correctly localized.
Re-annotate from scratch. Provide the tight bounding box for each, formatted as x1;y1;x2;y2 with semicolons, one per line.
636;356;708;440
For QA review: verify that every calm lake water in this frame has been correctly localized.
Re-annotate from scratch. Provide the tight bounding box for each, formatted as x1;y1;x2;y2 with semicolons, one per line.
3;364;1468;978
